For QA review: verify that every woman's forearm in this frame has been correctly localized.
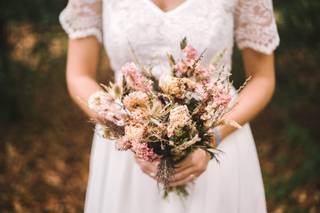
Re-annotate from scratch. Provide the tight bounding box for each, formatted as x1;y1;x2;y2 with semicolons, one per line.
220;48;276;139
65;36;103;117
67;74;103;117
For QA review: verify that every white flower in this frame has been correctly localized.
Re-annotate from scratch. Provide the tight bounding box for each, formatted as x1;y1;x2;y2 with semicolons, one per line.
88;91;126;126
88;91;113;113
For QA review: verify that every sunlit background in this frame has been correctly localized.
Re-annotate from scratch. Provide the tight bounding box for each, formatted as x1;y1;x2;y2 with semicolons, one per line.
0;0;319;212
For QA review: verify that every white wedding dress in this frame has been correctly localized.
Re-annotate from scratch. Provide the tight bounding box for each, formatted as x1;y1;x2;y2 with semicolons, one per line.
59;0;279;212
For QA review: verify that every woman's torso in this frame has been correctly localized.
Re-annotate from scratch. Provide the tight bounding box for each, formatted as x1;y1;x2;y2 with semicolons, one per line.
102;0;238;82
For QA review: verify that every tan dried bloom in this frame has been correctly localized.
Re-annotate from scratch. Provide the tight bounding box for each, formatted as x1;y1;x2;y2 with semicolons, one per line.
125;123;146;141
159;76;196;99
167;105;191;137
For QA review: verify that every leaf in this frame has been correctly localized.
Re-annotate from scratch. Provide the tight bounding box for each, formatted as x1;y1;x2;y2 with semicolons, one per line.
210;48;227;65
167;53;176;66
180;37;187;50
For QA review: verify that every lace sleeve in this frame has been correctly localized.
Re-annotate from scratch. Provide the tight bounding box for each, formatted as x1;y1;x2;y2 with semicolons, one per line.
59;0;103;43
235;0;280;54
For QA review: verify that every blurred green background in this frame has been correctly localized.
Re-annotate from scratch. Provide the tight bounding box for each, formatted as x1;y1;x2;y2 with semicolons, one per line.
0;0;319;212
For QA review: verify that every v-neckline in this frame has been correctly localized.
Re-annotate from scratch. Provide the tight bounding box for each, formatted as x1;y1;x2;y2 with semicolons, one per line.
144;0;193;16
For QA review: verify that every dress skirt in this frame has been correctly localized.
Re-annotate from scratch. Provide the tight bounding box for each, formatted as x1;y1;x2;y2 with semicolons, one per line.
84;123;267;213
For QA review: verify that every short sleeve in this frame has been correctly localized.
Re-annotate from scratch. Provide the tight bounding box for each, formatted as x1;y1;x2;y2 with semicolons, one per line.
59;0;103;43
235;0;280;54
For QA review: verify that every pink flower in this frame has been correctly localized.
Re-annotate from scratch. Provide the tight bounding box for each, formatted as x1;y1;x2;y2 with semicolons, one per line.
215;91;231;106
194;84;207;99
183;44;198;61
131;140;160;162
173;61;188;77
194;65;210;80
121;62;153;92
209;64;216;73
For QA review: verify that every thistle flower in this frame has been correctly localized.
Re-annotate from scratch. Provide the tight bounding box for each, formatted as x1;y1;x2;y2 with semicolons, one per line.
121;62;153;92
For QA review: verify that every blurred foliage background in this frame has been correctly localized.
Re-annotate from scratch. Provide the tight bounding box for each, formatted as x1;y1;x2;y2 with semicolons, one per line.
0;0;319;212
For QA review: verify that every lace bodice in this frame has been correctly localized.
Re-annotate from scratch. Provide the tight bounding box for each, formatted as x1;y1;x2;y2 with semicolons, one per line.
60;0;280;82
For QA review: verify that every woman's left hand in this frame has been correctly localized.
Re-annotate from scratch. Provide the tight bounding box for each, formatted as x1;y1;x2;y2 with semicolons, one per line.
168;148;211;187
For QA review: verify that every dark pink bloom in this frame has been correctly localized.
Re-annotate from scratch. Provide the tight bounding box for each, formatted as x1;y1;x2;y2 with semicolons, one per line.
131;140;160;162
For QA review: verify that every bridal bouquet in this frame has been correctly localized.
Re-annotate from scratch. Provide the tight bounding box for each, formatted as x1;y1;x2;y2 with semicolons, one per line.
87;38;244;198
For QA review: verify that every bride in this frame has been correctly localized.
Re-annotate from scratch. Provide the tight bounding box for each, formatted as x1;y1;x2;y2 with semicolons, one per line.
59;0;279;212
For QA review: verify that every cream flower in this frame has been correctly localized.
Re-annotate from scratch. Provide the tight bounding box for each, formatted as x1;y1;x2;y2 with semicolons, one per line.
159;76;196;99
125;123;146;141
167;105;192;137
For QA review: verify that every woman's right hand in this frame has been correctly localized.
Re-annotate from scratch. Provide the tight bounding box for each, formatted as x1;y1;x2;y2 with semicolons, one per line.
134;156;159;180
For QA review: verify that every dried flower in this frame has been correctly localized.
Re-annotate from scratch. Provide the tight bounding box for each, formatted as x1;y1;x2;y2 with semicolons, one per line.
88;91;113;113
123;91;149;112
116;137;132;151
125;123;146;141
159;76;196;99
121;62;153;92
183;44;198;61
131;140;160;162
88;91;126;126
167;105;192;137
173;61;188;77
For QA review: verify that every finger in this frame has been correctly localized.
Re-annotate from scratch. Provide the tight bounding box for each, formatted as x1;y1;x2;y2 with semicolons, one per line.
174;157;194;173
135;158;158;177
168;173;197;187
171;167;196;183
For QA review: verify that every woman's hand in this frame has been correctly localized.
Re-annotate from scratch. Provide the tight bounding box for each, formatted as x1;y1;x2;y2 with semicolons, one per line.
168;149;211;187
134;156;160;180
